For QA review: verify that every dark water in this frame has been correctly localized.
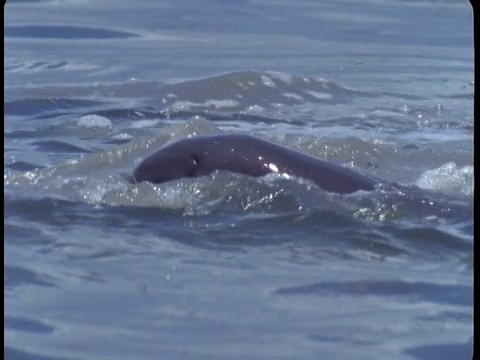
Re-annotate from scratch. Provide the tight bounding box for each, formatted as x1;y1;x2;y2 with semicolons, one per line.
4;1;473;359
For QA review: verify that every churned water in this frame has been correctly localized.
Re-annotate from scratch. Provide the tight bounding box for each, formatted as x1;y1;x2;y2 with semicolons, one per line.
4;1;473;359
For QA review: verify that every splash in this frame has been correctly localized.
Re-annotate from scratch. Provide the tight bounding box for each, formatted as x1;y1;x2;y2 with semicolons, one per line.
415;162;473;197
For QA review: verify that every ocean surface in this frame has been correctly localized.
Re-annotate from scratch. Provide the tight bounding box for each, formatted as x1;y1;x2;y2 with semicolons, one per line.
4;0;474;359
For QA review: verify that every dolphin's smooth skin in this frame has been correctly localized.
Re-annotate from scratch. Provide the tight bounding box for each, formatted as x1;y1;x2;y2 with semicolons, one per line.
132;134;385;194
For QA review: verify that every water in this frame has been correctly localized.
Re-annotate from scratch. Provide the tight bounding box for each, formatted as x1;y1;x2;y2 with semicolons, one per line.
4;1;473;359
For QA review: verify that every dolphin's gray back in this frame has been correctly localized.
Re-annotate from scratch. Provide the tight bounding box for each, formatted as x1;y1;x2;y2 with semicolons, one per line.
192;134;379;193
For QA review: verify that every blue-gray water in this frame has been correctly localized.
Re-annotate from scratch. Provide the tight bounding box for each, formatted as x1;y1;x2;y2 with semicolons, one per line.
4;1;473;359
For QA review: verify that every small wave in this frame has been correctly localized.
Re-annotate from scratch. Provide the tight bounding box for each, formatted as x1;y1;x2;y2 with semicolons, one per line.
5;25;139;40
4;98;103;117
31;140;92;154
274;280;472;307
162;70;370;109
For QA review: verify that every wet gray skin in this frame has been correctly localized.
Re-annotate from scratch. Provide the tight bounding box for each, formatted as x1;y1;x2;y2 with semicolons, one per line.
132;134;382;194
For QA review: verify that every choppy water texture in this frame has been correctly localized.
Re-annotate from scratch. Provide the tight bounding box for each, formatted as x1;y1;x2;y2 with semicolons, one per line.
4;1;473;359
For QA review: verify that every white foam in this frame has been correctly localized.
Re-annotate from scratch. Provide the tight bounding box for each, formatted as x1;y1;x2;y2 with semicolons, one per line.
129;119;160;129
265;71;293;85
171;99;239;111
282;92;303;100
77;114;112;129
204;99;239;108
112;133;133;140
304;90;333;100
261;75;276;88
415;162;473;196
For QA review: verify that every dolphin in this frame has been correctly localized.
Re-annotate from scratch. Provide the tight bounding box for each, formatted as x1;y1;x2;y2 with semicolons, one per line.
132;134;385;194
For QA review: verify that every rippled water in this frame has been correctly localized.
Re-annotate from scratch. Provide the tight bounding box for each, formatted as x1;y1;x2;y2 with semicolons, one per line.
4;1;473;359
